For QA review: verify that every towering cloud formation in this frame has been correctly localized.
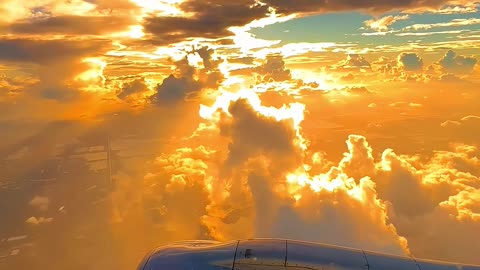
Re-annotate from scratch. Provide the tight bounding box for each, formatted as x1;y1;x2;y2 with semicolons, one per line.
397;52;424;71
150;47;224;104
128;84;480;264
438;50;478;73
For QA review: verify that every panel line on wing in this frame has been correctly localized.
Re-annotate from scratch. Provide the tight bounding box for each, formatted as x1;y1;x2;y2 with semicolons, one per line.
285;240;288;267
362;249;371;270
232;240;240;270
410;254;423;270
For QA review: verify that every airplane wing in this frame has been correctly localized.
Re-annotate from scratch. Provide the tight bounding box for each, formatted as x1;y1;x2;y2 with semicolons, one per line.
137;238;480;270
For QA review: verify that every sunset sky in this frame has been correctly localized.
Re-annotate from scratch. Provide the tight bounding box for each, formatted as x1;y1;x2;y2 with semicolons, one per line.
1;1;479;269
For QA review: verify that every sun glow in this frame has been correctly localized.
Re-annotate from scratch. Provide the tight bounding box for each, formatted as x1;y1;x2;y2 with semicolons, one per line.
75;58;108;92
200;89;304;128
131;0;184;15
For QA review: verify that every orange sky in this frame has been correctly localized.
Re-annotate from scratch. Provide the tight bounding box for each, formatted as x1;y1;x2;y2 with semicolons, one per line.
0;1;479;269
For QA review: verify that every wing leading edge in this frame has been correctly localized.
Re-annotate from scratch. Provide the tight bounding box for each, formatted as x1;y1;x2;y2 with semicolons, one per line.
138;238;480;270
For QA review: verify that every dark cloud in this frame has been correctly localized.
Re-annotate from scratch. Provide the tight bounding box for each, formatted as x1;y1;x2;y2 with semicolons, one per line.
0;39;112;101
150;47;224;104
117;78;150;100
143;0;269;44
228;56;256;65
39;85;81;101
256;55;292;82
151;74;201;103
220;98;299;171
7;15;133;35
230;55;292;82
397;52;423;71
137;0;459;44
264;0;450;14
0;39;110;64
438;50;477;73
194;46;222;70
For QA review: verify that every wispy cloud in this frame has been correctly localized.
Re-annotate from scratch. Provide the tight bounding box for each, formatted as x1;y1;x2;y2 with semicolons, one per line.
364;15;410;32
404;18;480;31
395;29;469;36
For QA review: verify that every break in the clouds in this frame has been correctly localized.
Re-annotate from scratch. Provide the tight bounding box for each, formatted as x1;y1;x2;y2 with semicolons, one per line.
140;0;477;43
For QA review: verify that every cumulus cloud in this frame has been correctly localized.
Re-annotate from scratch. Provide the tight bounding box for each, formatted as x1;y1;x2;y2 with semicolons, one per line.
100;77;480;268
438;73;465;83
364;15;410;32
338;135;376;180
220;98;301;171
2;1;480;268
340;73;356;81
29;195;50;212
397;52;424;71
0;39;112;100
6;15;134;35
128;91;407;253
334;54;371;70
142;1;269;44
116;78;150;100
150;46;224;104
404;18;480;31
26;216;54;225
438;50;478;73
0;39;109;64
229;54;293;82
254;55;293;82
151;74;200;103
376;145;480;263
264;0;464;15
140;147;214;240
370;54;434;82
